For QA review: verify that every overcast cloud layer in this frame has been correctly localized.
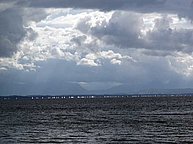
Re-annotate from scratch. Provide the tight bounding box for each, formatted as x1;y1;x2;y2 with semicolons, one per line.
1;0;193;95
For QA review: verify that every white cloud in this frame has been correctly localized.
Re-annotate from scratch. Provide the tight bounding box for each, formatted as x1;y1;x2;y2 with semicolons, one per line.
75;10;193;55
0;7;192;81
111;59;122;65
78;58;99;67
3;8;193;78
0;67;7;71
77;49;132;66
168;53;193;77
12;9;133;69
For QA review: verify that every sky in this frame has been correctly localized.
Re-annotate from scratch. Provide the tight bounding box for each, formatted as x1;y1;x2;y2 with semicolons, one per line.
1;0;193;95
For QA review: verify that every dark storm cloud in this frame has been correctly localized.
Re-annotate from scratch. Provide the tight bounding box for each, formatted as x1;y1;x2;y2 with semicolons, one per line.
85;12;144;48
0;1;48;57
0;8;25;57
18;0;165;10
13;0;193;20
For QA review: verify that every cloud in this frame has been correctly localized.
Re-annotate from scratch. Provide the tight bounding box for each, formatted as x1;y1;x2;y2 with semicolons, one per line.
0;8;26;57
78;58;99;67
5;8;193;75
1;2;193;95
0;4;48;58
80;11;144;48
0;1;16;12
76;11;193;55
1;1;193;63
78;81;122;91
168;53;193;77
0;0;192;59
17;0;166;10
0;67;7;71
1;7;193;78
10;0;193;20
78;50;133;66
15;10;133;68
145;15;193;53
75;11;145;49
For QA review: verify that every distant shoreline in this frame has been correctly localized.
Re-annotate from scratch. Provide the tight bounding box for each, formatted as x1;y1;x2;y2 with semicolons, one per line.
1;93;193;100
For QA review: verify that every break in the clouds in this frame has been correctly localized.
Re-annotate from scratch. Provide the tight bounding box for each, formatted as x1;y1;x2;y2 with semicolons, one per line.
1;0;193;95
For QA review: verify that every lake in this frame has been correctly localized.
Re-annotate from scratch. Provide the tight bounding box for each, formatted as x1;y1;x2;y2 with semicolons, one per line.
1;96;193;143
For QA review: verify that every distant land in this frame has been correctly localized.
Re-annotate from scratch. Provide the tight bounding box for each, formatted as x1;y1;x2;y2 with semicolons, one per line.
138;88;193;95
88;87;193;95
86;88;193;95
1;88;193;100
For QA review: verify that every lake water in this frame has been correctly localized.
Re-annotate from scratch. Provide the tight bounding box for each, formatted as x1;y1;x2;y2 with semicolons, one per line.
1;96;193;143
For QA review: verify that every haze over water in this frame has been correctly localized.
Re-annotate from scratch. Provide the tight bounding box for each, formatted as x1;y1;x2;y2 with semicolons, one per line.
1;96;193;143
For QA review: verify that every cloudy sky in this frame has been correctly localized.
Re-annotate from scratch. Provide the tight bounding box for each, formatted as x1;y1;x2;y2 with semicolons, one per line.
1;0;193;95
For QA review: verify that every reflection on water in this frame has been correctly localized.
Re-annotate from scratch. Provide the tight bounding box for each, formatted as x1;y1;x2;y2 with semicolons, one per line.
1;96;193;143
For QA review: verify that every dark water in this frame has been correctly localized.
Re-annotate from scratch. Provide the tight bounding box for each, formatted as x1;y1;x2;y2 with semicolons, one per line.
1;96;193;144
